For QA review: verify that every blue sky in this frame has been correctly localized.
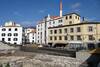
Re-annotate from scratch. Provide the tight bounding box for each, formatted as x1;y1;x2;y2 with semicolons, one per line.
0;0;100;27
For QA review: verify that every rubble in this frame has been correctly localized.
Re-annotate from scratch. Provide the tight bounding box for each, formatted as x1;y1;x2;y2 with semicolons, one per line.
0;42;16;54
0;54;88;67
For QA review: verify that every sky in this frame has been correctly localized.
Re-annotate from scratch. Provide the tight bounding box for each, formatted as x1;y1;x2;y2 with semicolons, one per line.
0;0;100;27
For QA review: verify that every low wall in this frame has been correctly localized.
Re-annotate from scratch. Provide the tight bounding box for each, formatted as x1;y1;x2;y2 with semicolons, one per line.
20;46;76;57
76;51;100;67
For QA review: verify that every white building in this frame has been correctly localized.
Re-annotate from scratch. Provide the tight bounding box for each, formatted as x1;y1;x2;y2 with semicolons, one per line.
36;20;45;44
25;27;36;36
24;27;36;44
36;14;64;45
27;30;36;44
0;21;23;45
36;0;64;45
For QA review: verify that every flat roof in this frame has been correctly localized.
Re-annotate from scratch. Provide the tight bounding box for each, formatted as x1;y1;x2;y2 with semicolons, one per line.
63;12;81;17
48;22;100;29
37;12;81;24
1;26;22;27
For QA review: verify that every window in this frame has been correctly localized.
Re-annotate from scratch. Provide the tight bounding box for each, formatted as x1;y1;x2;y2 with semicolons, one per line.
13;38;18;41
66;16;68;19
53;21;55;24
70;28;74;33
15;28;18;31
78;17;80;20
54;36;57;40
69;15;72;19
32;40;34;42
70;36;74;40
77;35;82;40
2;33;6;36
41;32;42;39
64;36;68;40
8;38;11;41
2;38;5;41
69;21;72;25
59;29;62;34
32;34;34;36
33;37;34;39
77;27;81;32
88;35;95;40
49;22;51;25
54;30;57;34
64;28;67;33
8;33;12;36
14;33;18;36
75;16;77;19
41;32;42;35
59;20;62;23
50;36;52;40
50;30;53;34
38;25;40;27
9;28;11;31
38;29;39;31
88;26;93;32
59;36;62;40
14;42;17;44
2;28;6;31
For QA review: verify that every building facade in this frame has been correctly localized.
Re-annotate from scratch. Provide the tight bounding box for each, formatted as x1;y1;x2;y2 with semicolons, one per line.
0;21;23;45
48;17;100;49
36;14;64;45
24;27;36;44
36;20;45;45
27;31;36;44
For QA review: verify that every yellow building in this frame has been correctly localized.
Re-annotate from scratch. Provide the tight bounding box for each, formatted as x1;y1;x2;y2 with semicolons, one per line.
48;13;100;50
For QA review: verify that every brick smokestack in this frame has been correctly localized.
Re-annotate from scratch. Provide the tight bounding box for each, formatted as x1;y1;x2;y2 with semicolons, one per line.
60;0;62;17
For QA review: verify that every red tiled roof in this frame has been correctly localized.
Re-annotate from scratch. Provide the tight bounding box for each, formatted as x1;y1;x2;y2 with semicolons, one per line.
50;16;60;19
37;16;60;24
29;29;36;33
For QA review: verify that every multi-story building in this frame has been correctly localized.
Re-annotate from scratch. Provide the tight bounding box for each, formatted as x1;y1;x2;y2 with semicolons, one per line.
36;0;64;45
25;27;36;36
36;14;64;45
27;30;36;44
0;21;23;45
24;27;36;44
36;20;46;45
48;13;100;49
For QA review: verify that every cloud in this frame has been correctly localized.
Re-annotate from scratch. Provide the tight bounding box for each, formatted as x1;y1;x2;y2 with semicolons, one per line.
38;10;46;13
71;3;81;9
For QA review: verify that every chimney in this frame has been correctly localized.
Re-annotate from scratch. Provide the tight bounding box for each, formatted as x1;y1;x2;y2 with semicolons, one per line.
60;0;62;17
82;17;85;21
